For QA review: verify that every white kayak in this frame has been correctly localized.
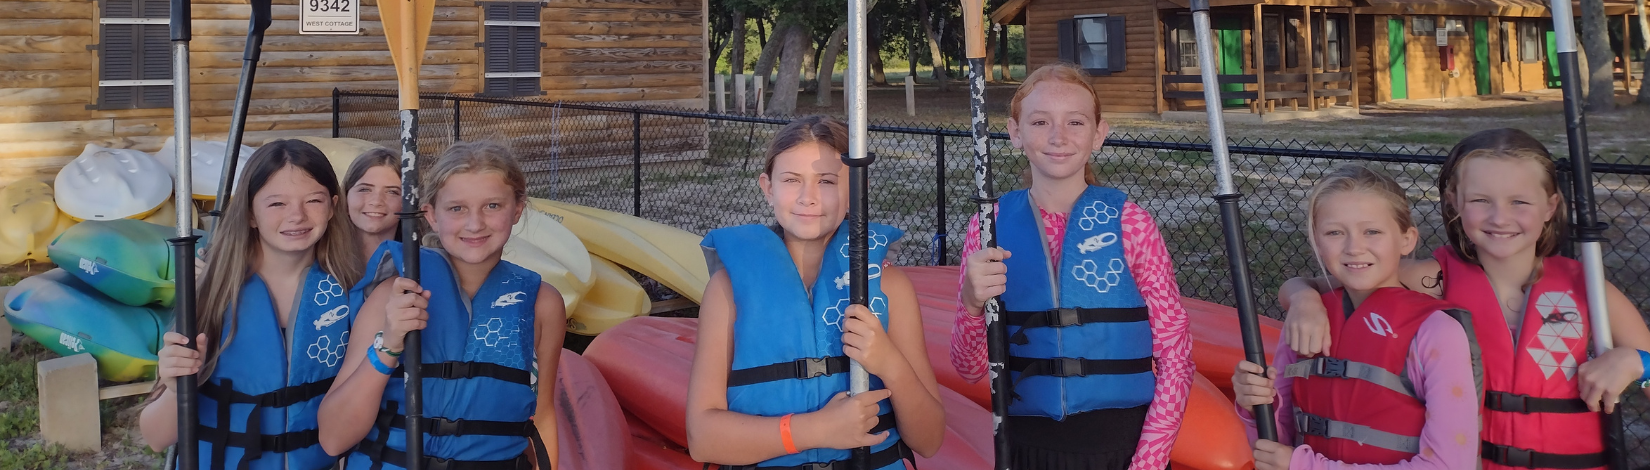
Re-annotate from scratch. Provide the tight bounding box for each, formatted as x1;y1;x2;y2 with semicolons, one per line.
55;144;172;221
153;137;255;201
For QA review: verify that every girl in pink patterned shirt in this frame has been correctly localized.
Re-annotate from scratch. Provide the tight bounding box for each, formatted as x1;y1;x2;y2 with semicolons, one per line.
952;63;1193;470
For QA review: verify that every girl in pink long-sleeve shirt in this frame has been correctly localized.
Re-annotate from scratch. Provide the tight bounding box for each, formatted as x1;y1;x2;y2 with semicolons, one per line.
1231;165;1480;470
950;63;1193;470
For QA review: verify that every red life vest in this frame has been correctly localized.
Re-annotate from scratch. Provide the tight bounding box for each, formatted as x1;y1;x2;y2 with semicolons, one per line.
1290;287;1465;465
1434;247;1605;470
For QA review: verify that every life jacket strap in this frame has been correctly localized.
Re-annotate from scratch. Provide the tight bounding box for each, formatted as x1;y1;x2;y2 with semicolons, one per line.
727;356;850;387
200;377;335;408
1480;441;1607;469
354;405;552;470
197;427;321;455
1007;356;1153;378
391;361;533;386
383;415;537;438
1283;357;1417;399
1005;307;1148;345
1293;408;1420;454
720;439;916;470
1483;390;1591;414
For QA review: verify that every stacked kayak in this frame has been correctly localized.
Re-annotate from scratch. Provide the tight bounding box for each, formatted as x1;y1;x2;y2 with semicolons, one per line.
152;137;254;201
0;180;73;266
554;351;632;470
287;136;386;183
55;144;172;221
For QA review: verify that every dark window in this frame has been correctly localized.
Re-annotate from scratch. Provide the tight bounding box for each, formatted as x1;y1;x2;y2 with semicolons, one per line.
1263;16;1281;70
1519;20;1541;63
1058;15;1126;75
1412;16;1436;36
482;2;542;96
1324;17;1342;70
1500;21;1511;63
96;0;172;109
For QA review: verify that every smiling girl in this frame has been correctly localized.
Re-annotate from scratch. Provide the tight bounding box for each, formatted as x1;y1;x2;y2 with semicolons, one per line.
685;115;945;469
952;63;1192;469
1232;165;1481;470
318;141;565;469
140;140;363;470
341;148;402;259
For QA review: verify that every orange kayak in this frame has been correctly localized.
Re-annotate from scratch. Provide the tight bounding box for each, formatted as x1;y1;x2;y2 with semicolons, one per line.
586;316;994;468
554;351;632;470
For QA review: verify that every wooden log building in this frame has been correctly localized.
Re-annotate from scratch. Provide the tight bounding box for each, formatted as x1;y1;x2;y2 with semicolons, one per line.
0;0;708;186
992;0;1643;117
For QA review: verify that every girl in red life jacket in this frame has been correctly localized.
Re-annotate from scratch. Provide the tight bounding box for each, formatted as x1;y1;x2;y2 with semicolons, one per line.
953;63;1193;470
1276;129;1650;470
1233;164;1481;470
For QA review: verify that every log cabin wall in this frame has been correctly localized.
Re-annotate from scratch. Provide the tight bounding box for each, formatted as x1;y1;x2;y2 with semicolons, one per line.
1024;0;1161;115
0;0;706;186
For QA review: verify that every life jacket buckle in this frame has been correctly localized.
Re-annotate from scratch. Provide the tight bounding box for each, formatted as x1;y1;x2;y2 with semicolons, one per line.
1315;357;1348;379
1299;414;1329;437
429;417;463;435
1486;392;1530;414
425;456;455;470
798;357;830;379
1486;444;1535;468
1053;308;1082;327
1054;357;1085;377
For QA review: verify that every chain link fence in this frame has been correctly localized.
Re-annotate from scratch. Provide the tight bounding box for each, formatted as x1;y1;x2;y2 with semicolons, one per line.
335;90;1650;466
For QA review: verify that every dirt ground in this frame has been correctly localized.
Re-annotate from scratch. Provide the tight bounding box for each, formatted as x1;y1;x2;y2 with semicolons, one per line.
788;82;1650;159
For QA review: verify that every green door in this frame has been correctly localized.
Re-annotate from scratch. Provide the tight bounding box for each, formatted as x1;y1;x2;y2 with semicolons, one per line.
1474;18;1491;95
1388;17;1408;100
1216;17;1246;107
1545;26;1561;88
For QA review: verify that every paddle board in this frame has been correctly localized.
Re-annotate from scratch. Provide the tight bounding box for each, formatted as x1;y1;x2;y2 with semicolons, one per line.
152;137;254;201
286;136;387;184
48;219;178;307
554;351;631;470
501;207;594;313
527;198;707;304
0;180;69;266
4;269;173;382
55;144;172;221
566;256;650;336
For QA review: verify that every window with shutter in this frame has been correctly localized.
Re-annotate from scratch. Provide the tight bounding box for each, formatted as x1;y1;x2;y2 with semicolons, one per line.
96;0;173;109
1063;14;1126;75
482;2;542;96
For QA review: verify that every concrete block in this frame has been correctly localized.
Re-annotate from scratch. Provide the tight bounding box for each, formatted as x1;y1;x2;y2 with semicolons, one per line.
37;353;101;452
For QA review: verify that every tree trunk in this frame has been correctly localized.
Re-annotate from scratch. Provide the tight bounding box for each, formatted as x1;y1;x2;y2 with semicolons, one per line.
752;22;791;105
1581;0;1616;111
870;36;889;86
916;0;950;91
984;25;998;83
729;10;747;75
756;16;767;49
769;23;809;116
817;25;849;107
802;37;820;85
1639;0;1649;103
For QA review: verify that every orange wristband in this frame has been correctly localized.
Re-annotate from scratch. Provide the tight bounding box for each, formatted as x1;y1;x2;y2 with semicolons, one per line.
779;414;798;454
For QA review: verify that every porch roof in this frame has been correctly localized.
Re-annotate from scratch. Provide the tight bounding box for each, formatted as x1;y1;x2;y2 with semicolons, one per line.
1353;0;1638;16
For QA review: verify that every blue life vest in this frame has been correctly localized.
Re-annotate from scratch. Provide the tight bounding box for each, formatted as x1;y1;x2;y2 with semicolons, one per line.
700;223;915;470
345;241;548;470
997;186;1155;420
192;263;352;470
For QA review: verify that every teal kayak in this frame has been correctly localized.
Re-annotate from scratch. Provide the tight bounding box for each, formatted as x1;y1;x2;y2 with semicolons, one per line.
4;269;173;382
48;219;176;307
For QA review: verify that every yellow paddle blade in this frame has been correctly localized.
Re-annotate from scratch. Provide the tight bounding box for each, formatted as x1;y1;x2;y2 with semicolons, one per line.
962;0;985;58
378;0;435;109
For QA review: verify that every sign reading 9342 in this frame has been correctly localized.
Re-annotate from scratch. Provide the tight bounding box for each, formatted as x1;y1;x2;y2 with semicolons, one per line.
301;0;360;35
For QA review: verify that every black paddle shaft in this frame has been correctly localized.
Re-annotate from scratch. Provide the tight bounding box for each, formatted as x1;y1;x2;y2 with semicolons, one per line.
168;0;198;466
207;0;273;228
842;151;875;470
397;108;426;470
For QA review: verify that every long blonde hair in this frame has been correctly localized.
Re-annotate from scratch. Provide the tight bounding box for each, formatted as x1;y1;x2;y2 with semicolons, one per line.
1304;165;1415;283
195;140;363;379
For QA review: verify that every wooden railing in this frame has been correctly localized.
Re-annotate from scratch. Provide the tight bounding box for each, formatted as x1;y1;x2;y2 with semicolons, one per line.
1161;72;1355;113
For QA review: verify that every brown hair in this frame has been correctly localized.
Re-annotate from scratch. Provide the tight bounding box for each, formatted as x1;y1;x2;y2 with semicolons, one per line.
197;140;364;379
1010;62;1102;186
341;147;399;193
1438;128;1566;267
761;115;850;176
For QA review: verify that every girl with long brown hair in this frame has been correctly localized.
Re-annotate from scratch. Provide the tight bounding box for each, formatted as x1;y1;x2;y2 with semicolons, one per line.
139;139;363;470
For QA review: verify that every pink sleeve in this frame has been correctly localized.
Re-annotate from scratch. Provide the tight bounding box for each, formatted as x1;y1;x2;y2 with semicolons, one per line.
950;213;989;384
1284;312;1482;470
1237;334;1300;446
1121;202;1197;470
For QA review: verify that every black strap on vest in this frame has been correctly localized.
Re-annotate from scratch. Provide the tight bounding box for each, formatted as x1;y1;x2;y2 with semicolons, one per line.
1007;356;1153;378
1483;390;1592;414
1005;307;1149;344
719;439;916;470
197;378;332;470
1480;441;1607;469
355;400;552;470
390;361;533;386
728;356;850;387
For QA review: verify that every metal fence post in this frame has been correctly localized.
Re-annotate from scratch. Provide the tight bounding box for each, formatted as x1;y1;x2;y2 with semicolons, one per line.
331;88;340;138
633;109;643;217
452;96;462;142
933;132;949;265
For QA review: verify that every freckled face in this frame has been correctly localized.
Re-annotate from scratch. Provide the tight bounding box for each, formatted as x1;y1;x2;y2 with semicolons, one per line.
250;165;334;257
1007;81;1109;184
